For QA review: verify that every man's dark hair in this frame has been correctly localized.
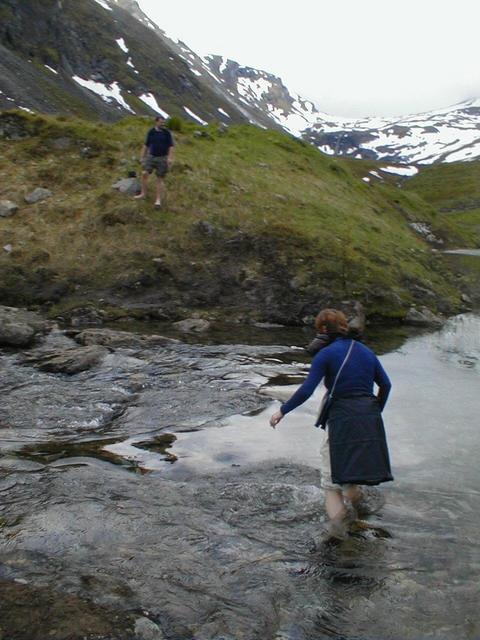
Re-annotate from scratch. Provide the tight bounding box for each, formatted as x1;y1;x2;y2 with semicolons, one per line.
155;116;165;123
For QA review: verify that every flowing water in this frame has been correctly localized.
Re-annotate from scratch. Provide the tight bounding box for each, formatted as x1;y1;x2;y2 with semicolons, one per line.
0;314;479;639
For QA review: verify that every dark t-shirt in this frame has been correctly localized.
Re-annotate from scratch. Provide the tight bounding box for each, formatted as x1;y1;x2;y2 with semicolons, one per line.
145;127;174;157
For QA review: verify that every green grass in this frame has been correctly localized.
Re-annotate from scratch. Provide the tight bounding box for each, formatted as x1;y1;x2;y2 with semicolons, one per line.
0;110;475;320
403;161;480;247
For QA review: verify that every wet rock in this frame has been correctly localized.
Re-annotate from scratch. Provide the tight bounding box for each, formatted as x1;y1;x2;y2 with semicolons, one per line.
0;478;17;492
0;458;45;473
173;318;211;333
74;328;179;350
405;306;443;327
134;616;165;639
112;177;141;195
24;188;52;204
0;305;49;347
0;200;18;218
22;345;108;374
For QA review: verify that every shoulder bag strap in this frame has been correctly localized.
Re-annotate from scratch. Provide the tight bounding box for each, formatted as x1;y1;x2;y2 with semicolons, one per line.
328;339;355;399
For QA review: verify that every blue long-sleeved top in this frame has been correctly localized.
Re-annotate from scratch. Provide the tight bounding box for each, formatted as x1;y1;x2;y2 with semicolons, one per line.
281;337;391;415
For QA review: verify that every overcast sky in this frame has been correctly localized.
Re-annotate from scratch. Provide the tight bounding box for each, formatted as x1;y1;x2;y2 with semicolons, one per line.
136;0;480;118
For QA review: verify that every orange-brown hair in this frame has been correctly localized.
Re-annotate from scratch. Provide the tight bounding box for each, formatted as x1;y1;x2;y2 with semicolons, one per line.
314;308;348;335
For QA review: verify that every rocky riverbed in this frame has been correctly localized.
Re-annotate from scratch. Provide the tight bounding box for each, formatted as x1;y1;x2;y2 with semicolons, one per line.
0;309;479;639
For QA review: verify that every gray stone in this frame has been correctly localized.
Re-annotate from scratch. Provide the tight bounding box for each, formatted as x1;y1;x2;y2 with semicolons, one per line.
0;305;49;347
21;344;108;375
24;188;52;204
52;137;72;149
0;200;18;218
80;145;94;158
134;617;165;639
172;318;211;333
348;301;366;335
112;177;141;195
3;244;13;253
409;222;444;245
405;306;443;327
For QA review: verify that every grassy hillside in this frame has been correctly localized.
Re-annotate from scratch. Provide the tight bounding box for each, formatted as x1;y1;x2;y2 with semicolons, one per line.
404;160;480;244
0;111;476;324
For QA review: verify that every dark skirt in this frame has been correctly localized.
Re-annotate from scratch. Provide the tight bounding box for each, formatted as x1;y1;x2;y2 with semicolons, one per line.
327;396;393;486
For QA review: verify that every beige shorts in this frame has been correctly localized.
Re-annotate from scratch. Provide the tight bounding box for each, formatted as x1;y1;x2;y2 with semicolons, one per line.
320;427;355;491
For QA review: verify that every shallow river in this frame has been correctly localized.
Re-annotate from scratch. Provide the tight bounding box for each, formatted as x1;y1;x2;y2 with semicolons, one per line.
0;314;479;639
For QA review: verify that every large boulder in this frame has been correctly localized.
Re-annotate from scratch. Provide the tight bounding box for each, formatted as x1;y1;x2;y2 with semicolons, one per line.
0;200;18;218
24;188;52;204
74;328;179;350
112;178;141;195
0;306;50;347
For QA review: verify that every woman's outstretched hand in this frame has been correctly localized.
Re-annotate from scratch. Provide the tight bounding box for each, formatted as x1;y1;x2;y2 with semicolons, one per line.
269;410;284;429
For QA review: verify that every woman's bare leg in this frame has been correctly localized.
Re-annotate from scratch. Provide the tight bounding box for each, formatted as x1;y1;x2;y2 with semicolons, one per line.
324;488;349;539
325;488;346;520
343;484;362;508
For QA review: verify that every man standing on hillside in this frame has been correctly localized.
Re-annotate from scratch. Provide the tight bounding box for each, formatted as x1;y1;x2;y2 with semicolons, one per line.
135;116;174;208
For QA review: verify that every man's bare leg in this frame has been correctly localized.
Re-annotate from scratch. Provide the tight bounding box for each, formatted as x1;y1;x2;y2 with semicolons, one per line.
154;176;164;207
134;171;149;199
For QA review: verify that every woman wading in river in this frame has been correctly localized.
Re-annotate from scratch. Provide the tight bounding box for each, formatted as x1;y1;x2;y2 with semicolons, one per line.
269;308;393;539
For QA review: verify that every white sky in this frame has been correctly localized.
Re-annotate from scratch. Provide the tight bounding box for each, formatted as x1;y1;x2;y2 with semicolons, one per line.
136;0;480;118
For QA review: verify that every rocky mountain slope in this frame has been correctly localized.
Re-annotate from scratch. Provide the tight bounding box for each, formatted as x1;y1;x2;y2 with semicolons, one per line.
2;0;480;167
0;0;259;125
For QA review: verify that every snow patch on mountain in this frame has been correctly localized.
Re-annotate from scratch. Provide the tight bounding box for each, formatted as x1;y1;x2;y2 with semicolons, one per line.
93;0;112;11
183;107;207;125
380;165;419;176
72;76;134;113
138;93;169;118
116;37;129;53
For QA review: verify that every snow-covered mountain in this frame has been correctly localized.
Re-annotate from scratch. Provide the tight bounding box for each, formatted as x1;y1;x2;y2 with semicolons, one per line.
303;99;480;165
198;54;480;165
